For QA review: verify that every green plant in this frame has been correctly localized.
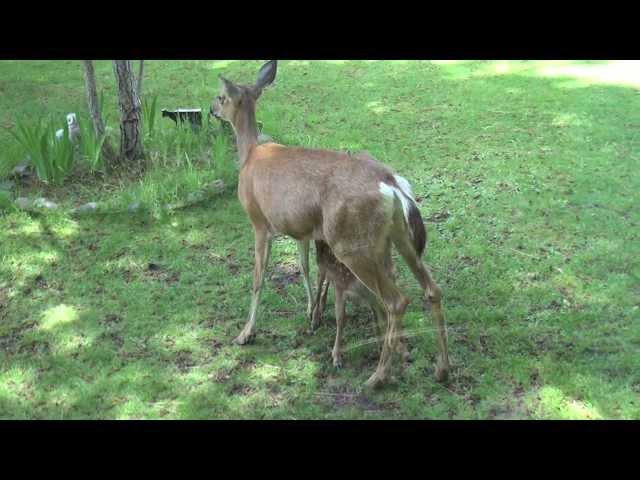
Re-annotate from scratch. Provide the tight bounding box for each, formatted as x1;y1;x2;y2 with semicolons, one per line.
0;189;13;212
99;90;105;117
211;133;236;185
77;116;107;172
142;94;159;139
0;142;23;179
149;121;209;169
10;118;74;184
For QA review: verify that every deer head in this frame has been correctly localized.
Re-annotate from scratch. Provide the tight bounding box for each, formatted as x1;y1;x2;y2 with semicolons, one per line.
210;60;277;126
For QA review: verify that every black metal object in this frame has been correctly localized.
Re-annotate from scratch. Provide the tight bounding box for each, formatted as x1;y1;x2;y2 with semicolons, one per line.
161;109;203;128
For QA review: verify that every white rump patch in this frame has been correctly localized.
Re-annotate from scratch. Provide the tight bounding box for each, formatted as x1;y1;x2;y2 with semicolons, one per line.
393;175;415;201
379;180;412;224
378;182;396;199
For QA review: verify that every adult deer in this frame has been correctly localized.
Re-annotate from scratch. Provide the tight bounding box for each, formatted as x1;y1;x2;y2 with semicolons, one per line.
211;60;450;388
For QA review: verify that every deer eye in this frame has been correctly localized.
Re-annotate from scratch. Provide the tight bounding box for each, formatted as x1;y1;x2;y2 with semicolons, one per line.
218;95;226;104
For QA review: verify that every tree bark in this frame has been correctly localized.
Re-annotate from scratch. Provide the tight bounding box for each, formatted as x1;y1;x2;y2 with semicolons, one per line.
136;60;145;98
113;60;144;164
82;60;116;165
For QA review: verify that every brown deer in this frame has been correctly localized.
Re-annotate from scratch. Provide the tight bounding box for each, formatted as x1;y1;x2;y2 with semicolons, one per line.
210;60;449;388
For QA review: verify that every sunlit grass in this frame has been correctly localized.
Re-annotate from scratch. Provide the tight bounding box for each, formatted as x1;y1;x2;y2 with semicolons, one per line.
432;60;640;89
537;60;640;89
534;386;604;419
39;304;79;330
366;100;389;115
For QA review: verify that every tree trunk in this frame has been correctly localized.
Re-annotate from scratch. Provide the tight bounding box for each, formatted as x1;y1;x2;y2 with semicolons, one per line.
136;60;145;98
82;60;117;165
113;60;144;164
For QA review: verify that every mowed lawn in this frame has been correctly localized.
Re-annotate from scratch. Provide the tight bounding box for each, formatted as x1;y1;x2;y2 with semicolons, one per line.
0;60;639;419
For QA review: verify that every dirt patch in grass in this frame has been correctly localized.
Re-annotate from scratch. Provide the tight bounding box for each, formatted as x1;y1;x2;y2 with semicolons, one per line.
22;273;52;297
314;376;399;413
228;383;256;396
456;331;497;359
97;314;126;350
447;368;481;406
210;249;242;275
101;313;123;327
488;385;531;419
175;350;196;373
270;262;301;292
233;357;257;372
208;339;223;352
99;331;124;349
0;320;39;355
263;329;291;343
19;337;51;356
212;370;232;384
145;263;180;284
426;211;451;223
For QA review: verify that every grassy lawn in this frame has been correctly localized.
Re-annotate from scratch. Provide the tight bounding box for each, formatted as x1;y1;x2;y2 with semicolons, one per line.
0;60;639;419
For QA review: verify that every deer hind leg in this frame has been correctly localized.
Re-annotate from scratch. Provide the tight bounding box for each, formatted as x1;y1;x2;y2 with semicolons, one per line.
371;301;386;347
234;226;272;345
380;252;412;363
334;253;409;389
364;286;409;361
296;240;314;317
332;286;346;368
392;229;450;382
310;268;329;332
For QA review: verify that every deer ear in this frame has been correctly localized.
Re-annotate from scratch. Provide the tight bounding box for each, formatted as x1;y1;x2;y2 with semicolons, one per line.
254;60;277;97
219;76;241;99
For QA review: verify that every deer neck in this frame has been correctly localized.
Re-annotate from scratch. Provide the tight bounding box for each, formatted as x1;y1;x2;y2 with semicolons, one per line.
232;106;259;166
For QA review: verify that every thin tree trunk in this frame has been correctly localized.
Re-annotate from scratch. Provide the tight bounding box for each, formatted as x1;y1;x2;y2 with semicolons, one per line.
82;60;116;166
113;60;144;164
136;60;145;98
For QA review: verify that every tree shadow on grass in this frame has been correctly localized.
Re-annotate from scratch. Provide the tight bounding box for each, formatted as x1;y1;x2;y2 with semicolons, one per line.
1;198;342;419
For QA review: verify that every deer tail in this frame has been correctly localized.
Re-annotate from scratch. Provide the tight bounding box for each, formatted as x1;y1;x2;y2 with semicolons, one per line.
381;174;426;257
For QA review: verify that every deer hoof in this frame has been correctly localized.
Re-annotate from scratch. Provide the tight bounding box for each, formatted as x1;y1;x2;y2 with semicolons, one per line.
332;354;343;369
402;350;414;364
309;314;321;333
423;298;433;312
434;363;449;383
364;371;389;390
233;331;255;345
397;342;413;363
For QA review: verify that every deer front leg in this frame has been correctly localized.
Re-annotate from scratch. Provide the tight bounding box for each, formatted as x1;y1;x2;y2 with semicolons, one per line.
297;240;314;317
234;228;272;345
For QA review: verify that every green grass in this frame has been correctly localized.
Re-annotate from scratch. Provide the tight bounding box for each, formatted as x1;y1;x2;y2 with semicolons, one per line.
1;60;639;419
